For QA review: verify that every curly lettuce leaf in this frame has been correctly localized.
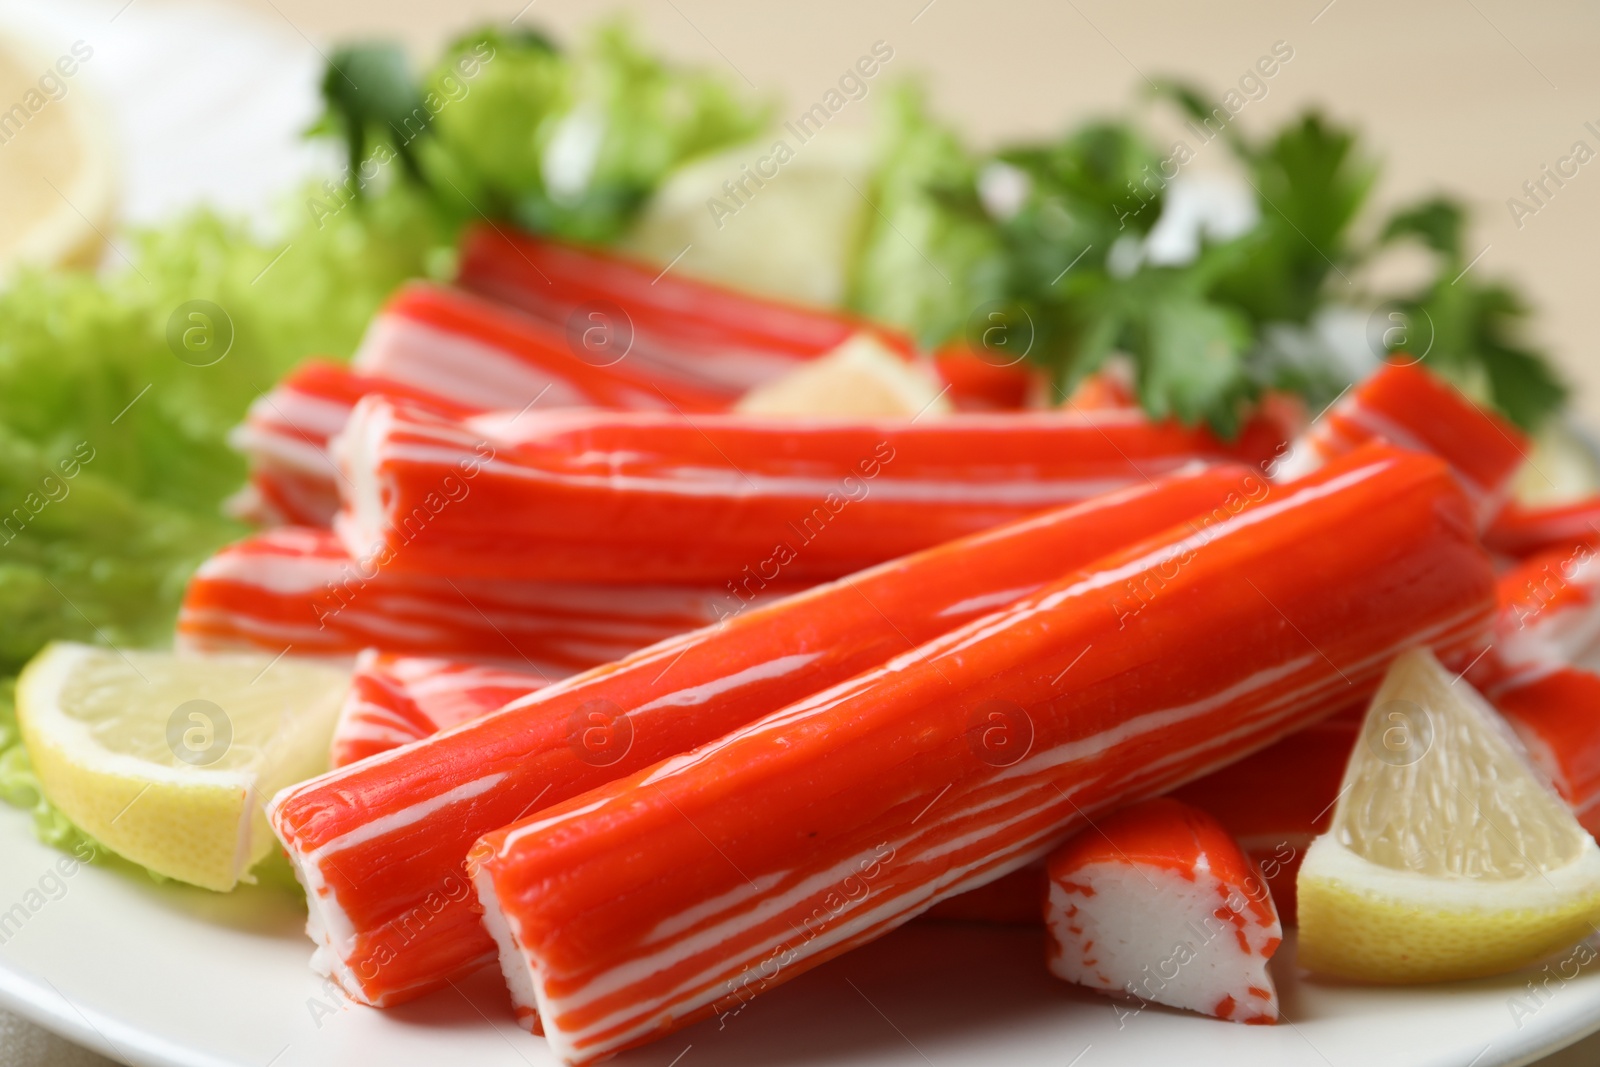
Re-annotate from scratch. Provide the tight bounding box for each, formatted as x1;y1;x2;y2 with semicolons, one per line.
0;185;450;844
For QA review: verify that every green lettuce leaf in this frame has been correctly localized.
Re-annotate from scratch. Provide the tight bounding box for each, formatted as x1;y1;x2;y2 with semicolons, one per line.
0;184;451;843
318;23;768;246
846;84;1005;349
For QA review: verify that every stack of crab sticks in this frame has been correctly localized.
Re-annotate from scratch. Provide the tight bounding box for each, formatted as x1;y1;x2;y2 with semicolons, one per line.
469;444;1492;1061
209;222;1600;1062
267;463;1261;1007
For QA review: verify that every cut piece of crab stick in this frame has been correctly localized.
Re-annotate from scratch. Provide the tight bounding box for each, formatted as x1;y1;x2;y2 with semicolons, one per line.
230;360;480;527
268;464;1263;1008
333;395;1290;583
1276;361;1526;525
330;653;550;769
456;224;915;396
1045;797;1282;1024
471;446;1494;1062
176;527;755;672
353;282;731;413
1485;497;1600;559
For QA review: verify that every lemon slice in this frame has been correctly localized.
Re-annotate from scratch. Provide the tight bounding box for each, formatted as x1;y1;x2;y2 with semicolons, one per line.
734;333;951;418
16;642;348;892
0;29;115;273
1297;648;1600;983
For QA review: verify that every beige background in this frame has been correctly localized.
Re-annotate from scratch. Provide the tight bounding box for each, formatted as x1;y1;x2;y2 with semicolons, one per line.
231;0;1600;419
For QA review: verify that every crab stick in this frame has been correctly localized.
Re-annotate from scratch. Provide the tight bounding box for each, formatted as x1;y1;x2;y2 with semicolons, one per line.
330;654;550;769
1486;498;1600;560
1045;797;1282;1024
931;345;1041;411
268;464;1264;1007
353;282;731;413
177;527;755;672
456;225;915;397
334;396;1289;583
1277;361;1526;525
471;446;1494;1061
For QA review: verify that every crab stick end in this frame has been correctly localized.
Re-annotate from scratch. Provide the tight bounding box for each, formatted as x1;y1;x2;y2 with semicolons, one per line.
1044;798;1282;1025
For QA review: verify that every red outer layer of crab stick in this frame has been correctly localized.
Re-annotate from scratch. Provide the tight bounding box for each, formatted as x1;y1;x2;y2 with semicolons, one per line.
1485;497;1600;560
177;527;756;673
353;282;731;413
1044;797;1282;1024
334;395;1289;584
456;224;915;396
268;465;1261;1008
330;653;550;769
1279;361;1526;524
471;447;1495;1063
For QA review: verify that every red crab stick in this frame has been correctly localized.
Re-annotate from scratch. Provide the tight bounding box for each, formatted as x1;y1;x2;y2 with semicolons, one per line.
1486;498;1600;559
1045;797;1282;1025
334;396;1287;583
353;282;730;413
457;225;914;396
176;527;756;673
330;654;550;769
1280;361;1526;525
472;447;1495;1062
268;465;1260;1008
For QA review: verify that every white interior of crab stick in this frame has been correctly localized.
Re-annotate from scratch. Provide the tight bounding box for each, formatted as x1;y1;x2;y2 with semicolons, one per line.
472;864;543;1033
1045;861;1282;1024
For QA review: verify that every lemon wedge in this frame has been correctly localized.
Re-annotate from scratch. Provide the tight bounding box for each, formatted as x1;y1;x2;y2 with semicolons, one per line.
16;642;348;892
1297;648;1600;983
734;332;951;419
0;29;115;273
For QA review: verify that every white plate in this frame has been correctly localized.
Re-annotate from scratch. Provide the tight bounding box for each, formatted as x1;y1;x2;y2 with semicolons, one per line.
2;805;1599;1067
